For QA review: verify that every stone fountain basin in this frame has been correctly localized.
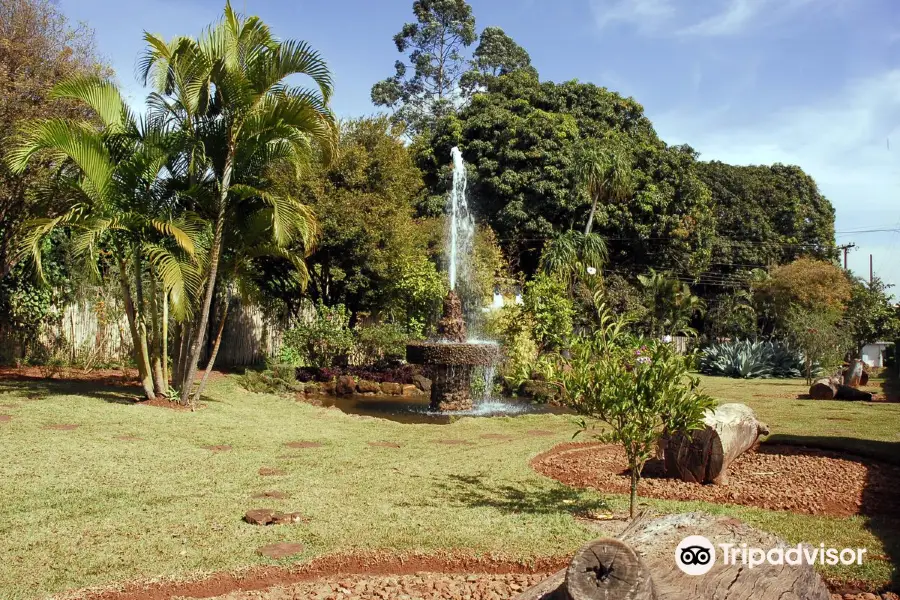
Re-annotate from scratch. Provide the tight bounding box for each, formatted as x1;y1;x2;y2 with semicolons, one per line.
406;341;500;366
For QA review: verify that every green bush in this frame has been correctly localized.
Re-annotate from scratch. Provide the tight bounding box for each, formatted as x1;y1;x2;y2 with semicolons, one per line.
699;339;818;379
279;302;355;368
354;322;410;365
238;368;304;396
523;273;574;351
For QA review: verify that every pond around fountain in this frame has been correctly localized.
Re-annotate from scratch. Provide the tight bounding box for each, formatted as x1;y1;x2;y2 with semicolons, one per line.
310;393;571;425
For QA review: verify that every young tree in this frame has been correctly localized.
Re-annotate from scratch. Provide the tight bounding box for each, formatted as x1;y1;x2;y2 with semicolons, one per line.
371;0;476;135
842;277;900;358
558;309;714;518
785;306;850;384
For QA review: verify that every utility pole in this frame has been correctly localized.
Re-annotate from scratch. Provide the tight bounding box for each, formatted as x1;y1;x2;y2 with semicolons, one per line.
837;243;856;269
870;254;874;284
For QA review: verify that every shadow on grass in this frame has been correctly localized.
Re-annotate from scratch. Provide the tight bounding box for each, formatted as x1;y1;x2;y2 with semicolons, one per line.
765;434;900;466
0;377;138;404
432;472;610;517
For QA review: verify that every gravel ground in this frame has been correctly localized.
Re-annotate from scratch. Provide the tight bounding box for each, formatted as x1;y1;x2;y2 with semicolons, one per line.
532;442;900;517
188;573;547;600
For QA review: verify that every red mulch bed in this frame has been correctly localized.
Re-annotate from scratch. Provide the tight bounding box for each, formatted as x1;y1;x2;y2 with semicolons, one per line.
532;442;900;517
71;552;565;600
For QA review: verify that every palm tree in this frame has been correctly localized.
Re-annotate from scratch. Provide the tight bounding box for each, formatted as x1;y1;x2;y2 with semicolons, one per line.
539;230;607;294
574;143;632;235
140;1;337;404
8;76;203;400
637;269;705;337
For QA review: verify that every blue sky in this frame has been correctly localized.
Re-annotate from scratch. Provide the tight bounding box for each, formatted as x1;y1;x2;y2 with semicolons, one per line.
59;0;900;289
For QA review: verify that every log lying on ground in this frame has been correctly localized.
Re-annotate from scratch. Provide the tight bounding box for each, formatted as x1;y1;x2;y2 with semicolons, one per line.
663;403;769;485
836;384;874;401
513;513;831;600
809;375;873;401
809;375;842;400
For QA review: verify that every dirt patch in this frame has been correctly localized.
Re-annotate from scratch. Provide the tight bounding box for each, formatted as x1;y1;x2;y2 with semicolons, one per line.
73;552;567;600
533;442;900;517
115;435;142;441
205;445;232;452
0;366;140;386
43;423;79;431
258;467;286;477
244;510;307;526
526;430;554;437
257;542;305;559
284;441;323;449
481;434;514;441
252;491;290;500
432;439;474;446
0;414;12;422
367;441;401;448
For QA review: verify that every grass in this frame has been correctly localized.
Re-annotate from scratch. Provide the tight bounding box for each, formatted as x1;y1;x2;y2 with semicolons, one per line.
0;374;897;598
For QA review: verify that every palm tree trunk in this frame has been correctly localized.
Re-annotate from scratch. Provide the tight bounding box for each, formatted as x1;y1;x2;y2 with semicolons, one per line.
195;298;230;400
584;194;599;235
179;151;233;406
116;257;155;400
162;291;169;386
147;266;167;396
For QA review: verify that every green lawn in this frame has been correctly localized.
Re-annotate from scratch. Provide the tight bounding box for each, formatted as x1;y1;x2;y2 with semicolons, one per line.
0;374;897;598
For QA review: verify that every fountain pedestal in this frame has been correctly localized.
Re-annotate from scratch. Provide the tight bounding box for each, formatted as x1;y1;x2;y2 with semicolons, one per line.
406;292;499;411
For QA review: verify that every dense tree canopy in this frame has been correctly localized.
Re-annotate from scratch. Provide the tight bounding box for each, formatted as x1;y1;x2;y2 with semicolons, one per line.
419;71;716;277
696;161;837;277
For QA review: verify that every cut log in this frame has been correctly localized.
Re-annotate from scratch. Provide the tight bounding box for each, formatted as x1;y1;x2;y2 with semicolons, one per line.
565;539;655;600
663;403;769;485
514;513;831;600
836;384;873;402
844;359;864;387
809;375;841;400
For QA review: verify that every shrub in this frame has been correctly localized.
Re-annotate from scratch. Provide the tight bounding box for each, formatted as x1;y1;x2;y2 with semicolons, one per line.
354;322;410;365
279;302;355;368
699;339;818;379
238;369;304;396
523;273;574;351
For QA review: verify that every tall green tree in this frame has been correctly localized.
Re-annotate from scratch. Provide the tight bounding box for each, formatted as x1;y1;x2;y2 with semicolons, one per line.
141;1;337;404
0;0;108;279
371;0;476;135
421;72;715;276
8;76;203;400
460;26;535;94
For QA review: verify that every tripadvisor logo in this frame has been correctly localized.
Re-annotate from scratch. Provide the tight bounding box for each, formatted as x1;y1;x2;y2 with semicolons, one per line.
675;535;867;575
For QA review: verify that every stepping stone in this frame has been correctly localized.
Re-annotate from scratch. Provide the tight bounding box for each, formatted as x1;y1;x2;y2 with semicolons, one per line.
44;424;79;431
258;467;286;477
433;439;474;445
0;415;12;423
526;429;554;437
284;441;322;449
367;441;401;448
252;490;290;499
204;444;231;452
257;542;304;559
244;509;307;526
480;433;514;441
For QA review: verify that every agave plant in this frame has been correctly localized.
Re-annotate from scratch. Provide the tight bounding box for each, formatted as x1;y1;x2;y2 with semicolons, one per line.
699;339;820;379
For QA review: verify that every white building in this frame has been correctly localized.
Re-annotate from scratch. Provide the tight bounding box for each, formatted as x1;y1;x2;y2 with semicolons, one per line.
861;341;893;368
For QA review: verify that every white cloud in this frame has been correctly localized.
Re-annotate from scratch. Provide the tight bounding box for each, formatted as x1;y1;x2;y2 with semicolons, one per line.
591;0;846;37
590;0;675;33
651;69;900;285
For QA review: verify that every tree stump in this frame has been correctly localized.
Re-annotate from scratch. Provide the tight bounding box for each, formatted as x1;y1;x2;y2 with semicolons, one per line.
514;513;831;600
844;359;864;387
663;404;769;485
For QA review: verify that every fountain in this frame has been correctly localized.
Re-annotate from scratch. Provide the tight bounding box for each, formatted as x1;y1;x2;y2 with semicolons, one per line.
405;147;500;412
